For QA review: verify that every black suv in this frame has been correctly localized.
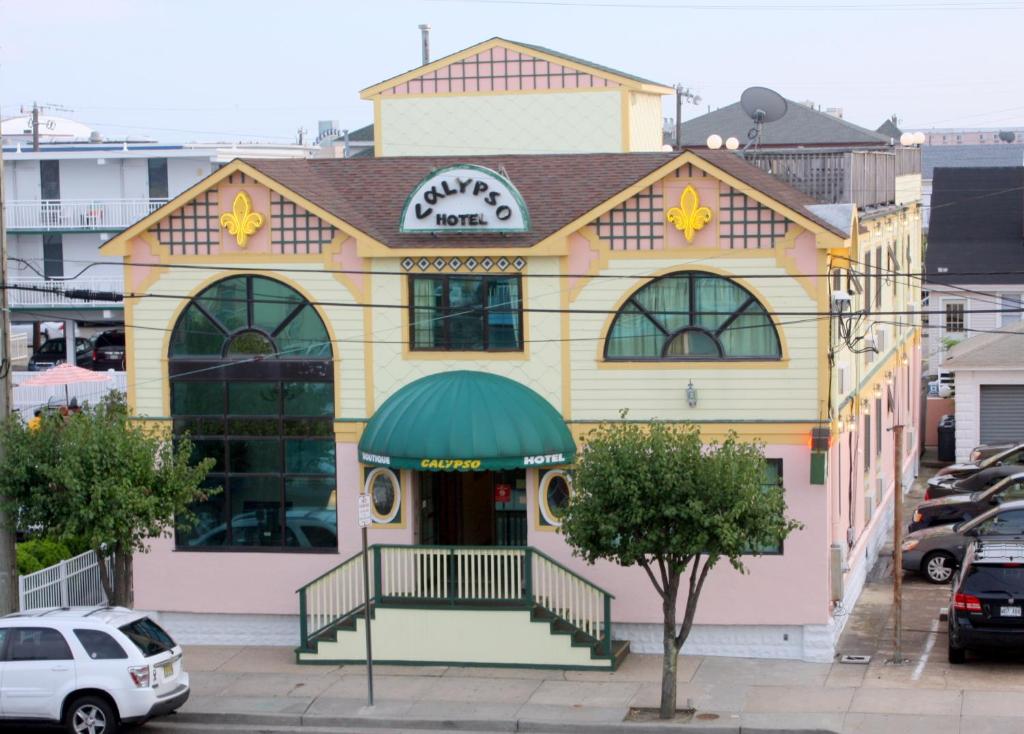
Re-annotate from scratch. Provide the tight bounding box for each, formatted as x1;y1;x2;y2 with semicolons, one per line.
948;539;1024;663
91;329;126;370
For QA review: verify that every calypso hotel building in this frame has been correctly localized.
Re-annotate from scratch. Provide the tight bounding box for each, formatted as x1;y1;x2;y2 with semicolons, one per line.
101;38;923;666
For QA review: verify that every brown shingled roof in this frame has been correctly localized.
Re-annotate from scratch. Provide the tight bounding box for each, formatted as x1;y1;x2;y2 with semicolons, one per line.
243;150;847;248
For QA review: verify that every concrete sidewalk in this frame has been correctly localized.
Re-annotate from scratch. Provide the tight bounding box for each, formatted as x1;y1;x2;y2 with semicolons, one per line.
141;644;1024;734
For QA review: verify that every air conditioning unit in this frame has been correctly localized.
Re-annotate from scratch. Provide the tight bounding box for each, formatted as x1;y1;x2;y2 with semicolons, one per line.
830;543;846;602
837;365;849;395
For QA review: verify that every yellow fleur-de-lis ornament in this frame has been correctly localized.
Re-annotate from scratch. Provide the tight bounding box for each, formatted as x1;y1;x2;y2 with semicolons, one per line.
666;185;712;242
220;191;265;248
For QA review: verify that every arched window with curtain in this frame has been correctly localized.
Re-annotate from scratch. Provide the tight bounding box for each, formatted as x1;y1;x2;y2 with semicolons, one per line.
604;271;782;361
168;275;337;551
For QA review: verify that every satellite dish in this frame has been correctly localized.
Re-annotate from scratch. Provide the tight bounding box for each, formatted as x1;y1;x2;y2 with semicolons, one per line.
740;87;788;124
739;87;787;151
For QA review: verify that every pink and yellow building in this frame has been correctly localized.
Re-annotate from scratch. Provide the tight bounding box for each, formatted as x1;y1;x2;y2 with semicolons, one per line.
101;38;922;666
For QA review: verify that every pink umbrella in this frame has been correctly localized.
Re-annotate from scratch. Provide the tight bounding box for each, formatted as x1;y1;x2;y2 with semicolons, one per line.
22;363;110;406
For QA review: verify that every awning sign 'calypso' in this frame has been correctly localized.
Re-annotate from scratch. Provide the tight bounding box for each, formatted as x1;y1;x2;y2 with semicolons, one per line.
400;164;531;233
360;451;568;471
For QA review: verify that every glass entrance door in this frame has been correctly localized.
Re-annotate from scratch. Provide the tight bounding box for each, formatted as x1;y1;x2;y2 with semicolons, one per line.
420;470;526;546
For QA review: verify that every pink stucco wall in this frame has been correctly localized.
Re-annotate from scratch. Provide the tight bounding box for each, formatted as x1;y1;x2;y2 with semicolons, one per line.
528;444;828;627
135;442;827;625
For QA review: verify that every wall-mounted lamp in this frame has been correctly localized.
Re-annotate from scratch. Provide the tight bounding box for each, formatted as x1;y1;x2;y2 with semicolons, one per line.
686;380;698;407
900;352;909;366
862;399;871;416
873;383;882;399
885;370;894;385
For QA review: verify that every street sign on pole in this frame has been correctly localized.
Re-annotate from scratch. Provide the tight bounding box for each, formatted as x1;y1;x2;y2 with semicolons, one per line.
358;493;374;707
357;494;372;529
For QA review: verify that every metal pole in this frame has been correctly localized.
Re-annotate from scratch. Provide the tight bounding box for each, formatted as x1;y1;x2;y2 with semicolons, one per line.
0;112;18;614
675;85;683;151
361;526;374;707
892;423;904;663
418;24;431;66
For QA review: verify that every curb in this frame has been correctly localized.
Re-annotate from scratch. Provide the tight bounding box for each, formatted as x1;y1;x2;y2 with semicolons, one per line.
157;710;839;734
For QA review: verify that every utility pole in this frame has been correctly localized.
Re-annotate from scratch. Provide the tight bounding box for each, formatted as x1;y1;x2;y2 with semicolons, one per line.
673;84;701;150
31;102;40;152
0;108;18;613
891;423;905;664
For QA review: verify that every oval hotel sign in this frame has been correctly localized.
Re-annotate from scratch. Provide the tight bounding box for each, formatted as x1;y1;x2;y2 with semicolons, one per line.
400;164;530;233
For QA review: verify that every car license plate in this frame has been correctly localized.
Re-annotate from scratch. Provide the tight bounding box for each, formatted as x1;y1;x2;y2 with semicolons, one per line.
162;662;174;676
1000;606;1022;617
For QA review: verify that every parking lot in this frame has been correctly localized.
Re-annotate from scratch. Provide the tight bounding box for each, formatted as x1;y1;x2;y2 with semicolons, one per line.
835;466;1024;689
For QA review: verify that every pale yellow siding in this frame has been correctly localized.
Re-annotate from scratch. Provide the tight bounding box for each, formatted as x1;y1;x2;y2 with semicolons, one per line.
130;265;367;419
300;607;605;667
895;174;922;206
628;92;665;152
379;92;623;156
569;256;820;422
369;257;564;414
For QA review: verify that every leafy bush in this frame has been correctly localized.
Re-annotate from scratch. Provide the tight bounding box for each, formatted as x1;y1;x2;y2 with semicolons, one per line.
16;538;72;575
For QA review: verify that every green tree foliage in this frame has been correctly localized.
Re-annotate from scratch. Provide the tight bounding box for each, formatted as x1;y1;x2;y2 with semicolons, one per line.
0;392;216;607
560;422;801;719
15;538;72;575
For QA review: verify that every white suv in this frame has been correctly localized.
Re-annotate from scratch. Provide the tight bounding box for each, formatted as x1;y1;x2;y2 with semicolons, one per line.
0;606;190;733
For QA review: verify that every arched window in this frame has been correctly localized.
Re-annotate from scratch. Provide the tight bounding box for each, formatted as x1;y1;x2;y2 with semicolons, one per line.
169;275;337;551
605;272;781;360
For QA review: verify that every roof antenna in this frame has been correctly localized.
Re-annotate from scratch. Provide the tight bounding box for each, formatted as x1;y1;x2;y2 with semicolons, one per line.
419;24;431;65
739;87;787;152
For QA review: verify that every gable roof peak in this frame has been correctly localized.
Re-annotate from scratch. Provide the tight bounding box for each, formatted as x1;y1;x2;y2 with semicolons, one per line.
359;37;673;99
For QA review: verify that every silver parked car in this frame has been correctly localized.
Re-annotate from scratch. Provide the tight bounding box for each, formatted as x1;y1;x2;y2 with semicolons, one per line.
902;500;1024;583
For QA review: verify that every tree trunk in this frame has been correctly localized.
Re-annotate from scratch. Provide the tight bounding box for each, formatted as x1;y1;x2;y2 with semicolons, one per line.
113;546;134;608
659;570;682;719
96;547;114;604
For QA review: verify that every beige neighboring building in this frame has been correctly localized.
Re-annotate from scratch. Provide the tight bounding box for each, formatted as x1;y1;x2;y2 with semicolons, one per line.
947;322;1024;461
361;37;673;157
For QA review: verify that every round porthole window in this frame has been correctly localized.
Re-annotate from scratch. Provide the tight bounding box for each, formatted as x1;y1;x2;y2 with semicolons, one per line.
364;468;401;523
539;470;572;527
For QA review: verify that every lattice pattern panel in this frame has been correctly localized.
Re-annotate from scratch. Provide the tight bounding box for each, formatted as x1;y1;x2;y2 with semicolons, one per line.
385;46;619;95
270;193;336;255
400;256;526;273
595;185;663;251
153;190;220;255
719;187;788;249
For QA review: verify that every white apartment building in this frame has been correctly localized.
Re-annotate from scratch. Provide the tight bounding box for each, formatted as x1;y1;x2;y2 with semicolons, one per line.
1;115;314;335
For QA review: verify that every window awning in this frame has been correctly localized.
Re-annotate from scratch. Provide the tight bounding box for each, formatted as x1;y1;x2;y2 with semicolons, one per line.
358;371;575;471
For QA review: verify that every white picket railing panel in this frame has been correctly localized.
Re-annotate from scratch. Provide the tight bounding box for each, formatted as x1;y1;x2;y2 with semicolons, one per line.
301;554;365;640
532;552;604;639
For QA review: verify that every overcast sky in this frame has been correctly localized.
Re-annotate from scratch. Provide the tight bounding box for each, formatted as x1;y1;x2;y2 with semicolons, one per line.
2;0;1022;145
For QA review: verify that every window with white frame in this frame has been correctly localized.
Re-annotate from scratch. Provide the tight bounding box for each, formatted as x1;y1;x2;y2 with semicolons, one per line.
1000;294;1022;326
944;301;965;333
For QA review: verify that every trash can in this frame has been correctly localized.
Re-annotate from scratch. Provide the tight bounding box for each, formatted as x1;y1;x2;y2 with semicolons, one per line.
937;414;956;462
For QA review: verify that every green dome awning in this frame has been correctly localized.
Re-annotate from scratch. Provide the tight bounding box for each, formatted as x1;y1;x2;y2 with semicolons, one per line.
358;371;575;471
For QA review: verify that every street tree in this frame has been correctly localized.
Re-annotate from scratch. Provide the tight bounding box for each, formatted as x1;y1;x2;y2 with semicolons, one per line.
0;392;216;606
560;422;800;719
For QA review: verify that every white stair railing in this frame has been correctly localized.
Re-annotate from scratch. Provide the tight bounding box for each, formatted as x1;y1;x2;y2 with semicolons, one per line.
18;549;113;610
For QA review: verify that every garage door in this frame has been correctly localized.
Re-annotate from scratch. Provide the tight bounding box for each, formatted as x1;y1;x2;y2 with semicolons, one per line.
980;385;1024;444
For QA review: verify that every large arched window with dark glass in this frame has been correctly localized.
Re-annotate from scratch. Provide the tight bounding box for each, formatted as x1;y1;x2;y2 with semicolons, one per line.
169;275;336;551
605;272;782;360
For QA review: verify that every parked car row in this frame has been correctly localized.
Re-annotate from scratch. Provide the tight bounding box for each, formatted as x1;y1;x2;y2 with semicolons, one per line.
902;442;1024;661
27;330;126;372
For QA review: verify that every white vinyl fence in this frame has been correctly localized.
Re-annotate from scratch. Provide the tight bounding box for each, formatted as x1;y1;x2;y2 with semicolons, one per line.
12;370;126;417
19;549;113;610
